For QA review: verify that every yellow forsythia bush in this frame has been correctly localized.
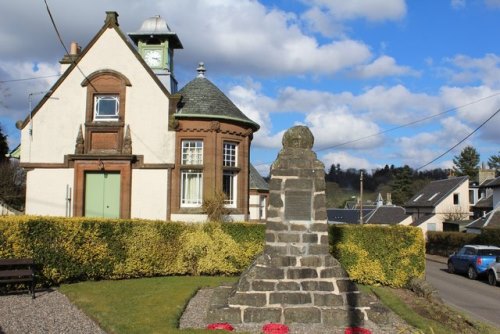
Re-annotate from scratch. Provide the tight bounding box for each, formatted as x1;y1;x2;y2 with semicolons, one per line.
0;216;265;284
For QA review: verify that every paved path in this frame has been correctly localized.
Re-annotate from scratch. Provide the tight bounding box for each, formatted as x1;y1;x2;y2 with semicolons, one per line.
426;256;500;329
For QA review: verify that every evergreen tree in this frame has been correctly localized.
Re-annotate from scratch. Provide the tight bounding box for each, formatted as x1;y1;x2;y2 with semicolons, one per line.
488;152;500;173
391;165;414;205
452;146;480;179
0;123;8;163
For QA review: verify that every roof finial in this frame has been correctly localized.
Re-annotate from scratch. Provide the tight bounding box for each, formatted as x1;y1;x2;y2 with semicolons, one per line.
197;62;206;78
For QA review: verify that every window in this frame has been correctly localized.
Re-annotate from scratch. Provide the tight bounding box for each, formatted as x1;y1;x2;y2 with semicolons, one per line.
427;223;436;231
453;193;459;205
413;194;423;202
259;195;267;220
223;171;237;206
94;95;119;120
181;170;203;207
223;142;237;167
182;140;203;165
428;193;439;201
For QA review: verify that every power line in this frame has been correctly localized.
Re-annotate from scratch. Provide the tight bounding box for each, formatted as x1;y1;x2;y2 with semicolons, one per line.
253;91;500;168
415;107;500;171
0;75;60;84
316;90;500;152
43;0;97;91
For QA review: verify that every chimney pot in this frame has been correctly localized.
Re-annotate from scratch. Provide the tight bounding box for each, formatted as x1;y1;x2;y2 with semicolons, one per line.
70;42;79;55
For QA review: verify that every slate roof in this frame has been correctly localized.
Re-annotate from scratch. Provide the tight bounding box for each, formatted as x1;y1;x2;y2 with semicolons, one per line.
474;194;493;209
487;176;500;187
249;164;268;191
327;209;373;224
467;209;500;229
410;214;433;227
405;176;468;208
175;76;260;131
363;206;410;225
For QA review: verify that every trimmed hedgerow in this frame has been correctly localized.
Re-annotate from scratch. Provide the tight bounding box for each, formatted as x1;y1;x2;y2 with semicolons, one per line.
427;229;500;256
330;224;425;287
0;216;264;284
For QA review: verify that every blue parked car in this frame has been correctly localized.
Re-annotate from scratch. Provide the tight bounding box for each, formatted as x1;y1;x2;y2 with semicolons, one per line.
447;245;500;280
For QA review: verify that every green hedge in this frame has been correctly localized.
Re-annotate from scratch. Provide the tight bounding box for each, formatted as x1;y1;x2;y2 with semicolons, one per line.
427;229;500;256
330;224;425;287
0;216;265;284
1;216;424;288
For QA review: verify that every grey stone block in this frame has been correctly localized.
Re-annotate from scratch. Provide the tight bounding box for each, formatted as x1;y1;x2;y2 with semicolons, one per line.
285;179;312;190
265;232;276;242
269;178;282;191
285;191;311;220
276;281;301;291
320;234;329;245
284;307;321;323
252;280;276;291
229;292;267;307
269;193;283;208
302;233;318;243
210;286;235;307
336;279;358;293
309;244;330;255
287;268;318;279
314;210;327;221
244;308;282;323
301;281;334;291
270;292;312;305
290;223;307;231
300;256;322;267
267;221;288;231
207;307;242;324
313;293;344;307
289;244;307;256
310;223;328;232
254;266;285;279
320;267;348;278
314;178;326;191
270;256;297;267
277;233;300;243
265;245;288;256
324;256;342;267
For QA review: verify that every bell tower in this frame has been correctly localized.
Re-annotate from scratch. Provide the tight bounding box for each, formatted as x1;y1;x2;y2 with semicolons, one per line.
128;15;183;93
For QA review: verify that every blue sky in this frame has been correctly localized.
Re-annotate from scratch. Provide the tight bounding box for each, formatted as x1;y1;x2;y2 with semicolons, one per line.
0;0;499;175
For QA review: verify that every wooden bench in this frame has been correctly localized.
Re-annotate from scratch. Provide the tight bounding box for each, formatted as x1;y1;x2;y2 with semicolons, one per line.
0;258;36;299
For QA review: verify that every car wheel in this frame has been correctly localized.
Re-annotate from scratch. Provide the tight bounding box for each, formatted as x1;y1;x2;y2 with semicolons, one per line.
447;262;455;274
467;266;478;280
487;270;497;286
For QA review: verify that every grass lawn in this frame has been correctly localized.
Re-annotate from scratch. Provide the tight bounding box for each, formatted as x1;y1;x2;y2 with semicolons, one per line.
60;276;238;334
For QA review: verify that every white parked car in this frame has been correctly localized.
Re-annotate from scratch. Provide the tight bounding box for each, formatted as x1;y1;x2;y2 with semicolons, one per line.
487;256;500;286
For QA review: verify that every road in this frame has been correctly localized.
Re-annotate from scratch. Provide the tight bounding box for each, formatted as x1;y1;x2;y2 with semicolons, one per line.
426;259;500;329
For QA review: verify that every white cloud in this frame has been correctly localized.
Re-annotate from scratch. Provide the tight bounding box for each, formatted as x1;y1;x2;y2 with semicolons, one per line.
351;55;419;79
451;0;466;9
305;0;407;21
485;0;500;8
445;54;500;88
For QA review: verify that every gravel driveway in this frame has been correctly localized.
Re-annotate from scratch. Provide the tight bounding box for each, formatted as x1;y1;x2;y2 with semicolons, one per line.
0;290;105;334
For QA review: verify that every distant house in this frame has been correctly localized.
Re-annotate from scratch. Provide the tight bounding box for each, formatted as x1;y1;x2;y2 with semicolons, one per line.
363;206;412;225
248;164;268;222
466;176;500;233
466;208;500;234
405;176;470;234
327;208;373;224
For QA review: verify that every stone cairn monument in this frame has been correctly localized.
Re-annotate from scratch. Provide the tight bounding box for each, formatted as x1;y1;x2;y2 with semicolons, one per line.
206;126;381;328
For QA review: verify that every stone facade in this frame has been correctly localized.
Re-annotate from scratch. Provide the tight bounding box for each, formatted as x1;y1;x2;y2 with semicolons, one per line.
206;126;375;327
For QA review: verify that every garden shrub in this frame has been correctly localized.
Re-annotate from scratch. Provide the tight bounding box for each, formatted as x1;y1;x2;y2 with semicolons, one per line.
0;216;264;284
330;224;425;287
427;229;500;256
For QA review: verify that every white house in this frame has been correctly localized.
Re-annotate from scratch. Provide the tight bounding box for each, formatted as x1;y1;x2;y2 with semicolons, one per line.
19;12;262;222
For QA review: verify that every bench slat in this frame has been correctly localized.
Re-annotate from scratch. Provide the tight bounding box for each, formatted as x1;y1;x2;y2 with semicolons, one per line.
0;269;34;278
0;259;35;266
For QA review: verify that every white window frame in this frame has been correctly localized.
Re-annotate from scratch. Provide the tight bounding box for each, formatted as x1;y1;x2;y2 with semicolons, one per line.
223;142;237;167
181;170;203;207
94;95;119;121
182;140;203;165
222;171;237;207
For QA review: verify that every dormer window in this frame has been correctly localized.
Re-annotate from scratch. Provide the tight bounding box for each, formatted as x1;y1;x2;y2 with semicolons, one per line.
94;95;119;121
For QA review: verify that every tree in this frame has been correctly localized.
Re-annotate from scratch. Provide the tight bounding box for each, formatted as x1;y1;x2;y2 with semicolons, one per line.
0;123;8;163
391;165;414;205
452;146;480;179
488;152;500;174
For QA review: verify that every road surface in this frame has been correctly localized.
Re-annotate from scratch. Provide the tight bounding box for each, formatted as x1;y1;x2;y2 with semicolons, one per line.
426;259;500;329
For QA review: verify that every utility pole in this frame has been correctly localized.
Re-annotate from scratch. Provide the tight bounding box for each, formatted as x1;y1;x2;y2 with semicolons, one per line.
359;171;364;225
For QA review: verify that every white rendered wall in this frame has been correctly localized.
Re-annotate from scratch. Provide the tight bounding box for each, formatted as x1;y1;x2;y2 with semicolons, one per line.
20;28;175;165
435;181;470;220
25;169;74;217
131;169;168;220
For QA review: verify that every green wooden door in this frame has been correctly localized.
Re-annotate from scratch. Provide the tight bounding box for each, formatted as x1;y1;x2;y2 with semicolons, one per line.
84;172;121;218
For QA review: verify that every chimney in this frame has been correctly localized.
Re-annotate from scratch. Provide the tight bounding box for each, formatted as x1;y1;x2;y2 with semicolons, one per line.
386;193;392;206
59;41;80;74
